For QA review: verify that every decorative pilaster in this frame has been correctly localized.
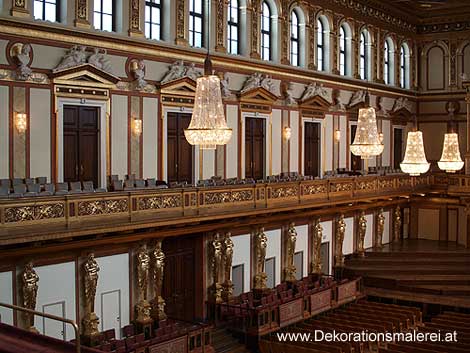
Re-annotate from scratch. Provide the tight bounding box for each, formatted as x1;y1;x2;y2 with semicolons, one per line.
215;0;227;53
353;22;361;79
393;205;402;242
11;0;30;18
175;0;189;46
449;40;458;88
331;14;342;75
280;1;289;65
249;0;261;59
463;78;470;174
307;7;319;70
376;29;385;84
129;0;144;37
75;0;91;29
371;27;379;83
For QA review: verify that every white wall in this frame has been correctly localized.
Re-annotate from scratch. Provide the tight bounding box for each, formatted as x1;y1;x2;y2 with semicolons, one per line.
0;271;13;325
383;211;391;244
265;229;282;286
321;220;333;275
232;234;251;293
364;214;374;249
30;88;51;180
142;97;158;179
202;150;215;179
0;85;8;178
324;115;333;172
343;217;355;255
294;224;308;278
382;120;391;166
339;115;347;168
225;105;238;178
95;253;130;339
289;110;299;173
272;109;282;175
111;95;128;177
34;262;76;341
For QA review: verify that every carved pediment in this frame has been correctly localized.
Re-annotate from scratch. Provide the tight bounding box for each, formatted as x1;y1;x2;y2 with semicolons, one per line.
160;76;198;106
239;87;278;104
51;64;119;88
298;94;331;111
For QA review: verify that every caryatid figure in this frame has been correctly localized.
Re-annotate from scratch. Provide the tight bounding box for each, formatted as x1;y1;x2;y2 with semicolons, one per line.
137;244;150;301
376;208;385;249
153;240;165;297
284;223;297;281
335;214;346;267
83;253;100;314
254;227;268;289
211;233;224;285
22;262;39;329
312;218;323;274
357;211;367;257
223;232;234;284
393;205;402;242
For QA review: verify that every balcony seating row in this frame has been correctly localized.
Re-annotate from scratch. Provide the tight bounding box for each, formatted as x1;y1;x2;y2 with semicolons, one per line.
109;175;169;191
0;179;105;198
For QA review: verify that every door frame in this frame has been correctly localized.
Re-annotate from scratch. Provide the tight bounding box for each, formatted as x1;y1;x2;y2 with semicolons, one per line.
100;289;122;338
240;112;271;179
41;301;66;340
392;125;405;169
57;98;108;189
301;117;324;177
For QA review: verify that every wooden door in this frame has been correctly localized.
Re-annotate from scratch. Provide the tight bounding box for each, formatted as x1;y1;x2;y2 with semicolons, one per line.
304;122;321;177
162;236;196;322
245;117;265;180
350;124;362;171
63;106;99;186
167;112;193;184
393;128;403;169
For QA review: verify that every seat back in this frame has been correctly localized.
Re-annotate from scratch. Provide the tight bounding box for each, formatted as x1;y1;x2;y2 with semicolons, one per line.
13;184;27;194
43;183;55;193
112;180;124;191
135;179;145;188
36;176;47;185
27;184;41;193
24;178;35;185
69;181;82;192
12;178;23;186
56;182;69;192
0;185;9;196
82;181;94;192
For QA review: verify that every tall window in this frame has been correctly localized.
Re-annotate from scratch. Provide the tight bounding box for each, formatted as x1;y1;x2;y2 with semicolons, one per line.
261;1;271;61
145;0;161;40
400;45;406;88
339;26;346;76
317;19;324;71
227;0;239;54
384;40;390;84
290;10;299;66
34;0;58;22
94;0;114;32
359;31;368;80
189;0;204;48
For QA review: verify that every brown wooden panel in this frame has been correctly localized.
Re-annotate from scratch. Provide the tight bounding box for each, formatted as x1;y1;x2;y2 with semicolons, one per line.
167;112;193;184
304;121;320;177
245;117;265;180
350;125;362;171
393;128;403;170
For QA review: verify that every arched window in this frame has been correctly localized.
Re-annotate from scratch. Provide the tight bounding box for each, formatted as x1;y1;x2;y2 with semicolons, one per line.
261;1;271;60
359;30;370;80
145;0;162;40
227;0;239;54
384;37;395;85
317;18;324;71
290;10;299;66
94;0;114;32
34;0;59;22
400;43;410;89
339;26;346;76
384;40;390;84
189;0;204;48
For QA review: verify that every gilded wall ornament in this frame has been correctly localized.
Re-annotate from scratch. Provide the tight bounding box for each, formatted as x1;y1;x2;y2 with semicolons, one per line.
12;43;32;81
136;244;152;323
284;223;297;282
393;206;402;242
253;227;268;289
83;253;99;314
22;262;39;331
151;240;167;321
211;233;224;302
335;214;346;267
222;232;234;301
376;208;385;248
312;218;323;274
357;211;367;257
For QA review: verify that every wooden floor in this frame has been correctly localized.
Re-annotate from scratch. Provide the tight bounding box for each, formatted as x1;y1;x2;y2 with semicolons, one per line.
344;239;470;309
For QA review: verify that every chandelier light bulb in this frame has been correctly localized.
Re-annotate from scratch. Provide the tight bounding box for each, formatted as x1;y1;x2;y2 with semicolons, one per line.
350;107;384;159
438;133;464;173
400;131;430;176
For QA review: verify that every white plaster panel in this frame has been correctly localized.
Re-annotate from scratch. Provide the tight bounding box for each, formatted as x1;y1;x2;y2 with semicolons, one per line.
289;110;299;173
143;97;158;179
343;217;354;255
383;211;391;244
0;85;8;178
265;229;282;286
34;262;76;340
226;105;238;178
271;109;282;175
324;115;333;172
382;120;391;166
294;224;308;278
31;44;67;70
339;115;347;168
95;253;130;339
202;150;215;179
321;220;333;275
418;209;440;240
0;39;8;65
0;271;13;325
30;88;51;180
364;214;374;249
111;95;128;177
232;234;251;293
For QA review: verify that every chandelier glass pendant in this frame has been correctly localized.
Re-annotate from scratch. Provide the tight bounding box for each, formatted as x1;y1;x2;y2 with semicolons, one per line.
350;107;384;159
438;133;464;173
184;74;232;149
400;131;430;176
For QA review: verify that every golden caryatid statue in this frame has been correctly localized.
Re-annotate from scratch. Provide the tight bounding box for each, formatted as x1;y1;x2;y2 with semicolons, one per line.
22;261;39;331
211;233;224;302
222;232;234;301
284;222;297;282
136;244;152;323
151;240;166;321
82;253;100;337
311;218;323;274
253;227;268;289
393;205;402;242
357;211;367;257
376;208;385;249
335;214;346;267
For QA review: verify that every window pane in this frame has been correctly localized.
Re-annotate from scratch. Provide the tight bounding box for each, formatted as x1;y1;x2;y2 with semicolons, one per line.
231;27;238;40
195;17;202;32
94;0;102;12
194;0;202;14
34;1;43;20
102;0;113;14
102;14;113;31
145;23;150;37
145;6;150;21
45;3;56;21
153;25;160;40
195;33;202;47
152;8;160;23
94;13;101;29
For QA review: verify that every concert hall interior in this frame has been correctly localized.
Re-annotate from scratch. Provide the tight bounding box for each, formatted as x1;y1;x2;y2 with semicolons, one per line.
1;0;470;352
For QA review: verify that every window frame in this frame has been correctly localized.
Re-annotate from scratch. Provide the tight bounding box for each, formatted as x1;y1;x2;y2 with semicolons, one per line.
400;45;406;88
227;0;240;55
189;0;204;48
384;40;390;84
290;9;299;66
261;1;272;61
33;0;59;22
339;26;346;76
145;0;162;40
360;30;369;80
316;18;325;71
94;0;115;32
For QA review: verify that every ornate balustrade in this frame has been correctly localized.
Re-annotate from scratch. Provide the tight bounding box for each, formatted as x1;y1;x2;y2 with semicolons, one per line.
0;175;432;229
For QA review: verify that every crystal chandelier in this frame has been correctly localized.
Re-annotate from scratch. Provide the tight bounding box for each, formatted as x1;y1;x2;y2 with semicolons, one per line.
400;131;430;176
184;74;232;149
350;106;384;159
438;133;464;173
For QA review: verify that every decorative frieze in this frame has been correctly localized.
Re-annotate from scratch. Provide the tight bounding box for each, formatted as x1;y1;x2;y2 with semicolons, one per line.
5;203;65;223
175;0;188;46
77;199;128;216
129;0;144;37
75;0;90;28
250;0;260;59
215;0;226;53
